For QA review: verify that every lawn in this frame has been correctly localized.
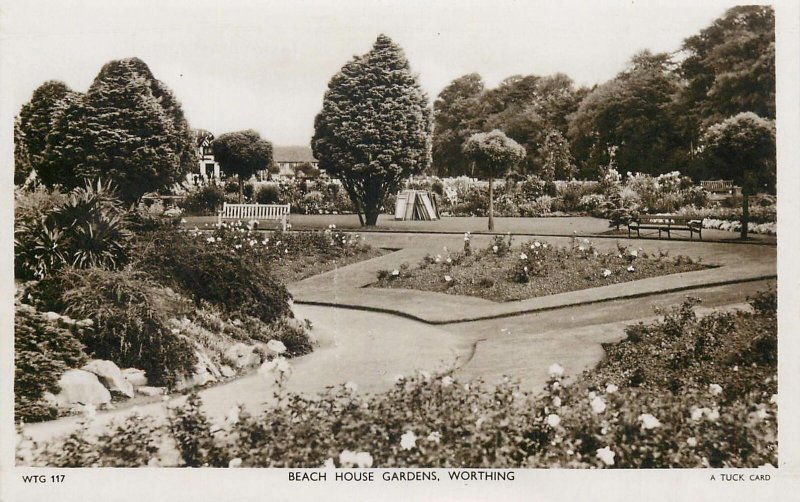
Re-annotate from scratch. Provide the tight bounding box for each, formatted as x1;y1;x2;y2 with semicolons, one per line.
372;235;710;302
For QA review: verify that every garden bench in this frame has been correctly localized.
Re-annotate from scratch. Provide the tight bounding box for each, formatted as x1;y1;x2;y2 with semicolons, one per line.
628;214;702;240
217;203;290;231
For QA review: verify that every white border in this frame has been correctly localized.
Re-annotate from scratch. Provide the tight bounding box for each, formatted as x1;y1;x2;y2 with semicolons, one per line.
1;1;798;501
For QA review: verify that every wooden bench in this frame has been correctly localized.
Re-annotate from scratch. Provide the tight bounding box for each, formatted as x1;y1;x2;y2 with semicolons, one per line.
217;203;290;231
628;214;703;240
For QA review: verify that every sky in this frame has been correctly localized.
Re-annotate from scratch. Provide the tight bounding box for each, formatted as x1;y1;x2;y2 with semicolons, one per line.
0;0;749;146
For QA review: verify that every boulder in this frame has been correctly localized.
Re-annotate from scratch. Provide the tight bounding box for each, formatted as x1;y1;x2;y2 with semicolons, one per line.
137;386;165;397
220;365;235;378
54;369;111;410
82;359;135;398
176;351;220;390
223;343;261;369
122;368;148;388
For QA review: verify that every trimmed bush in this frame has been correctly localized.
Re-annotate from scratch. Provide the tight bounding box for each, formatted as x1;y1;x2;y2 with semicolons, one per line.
179;184;225;215
255;185;280;204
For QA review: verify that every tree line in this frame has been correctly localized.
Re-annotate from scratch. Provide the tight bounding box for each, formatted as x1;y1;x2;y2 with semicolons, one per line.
432;5;775;182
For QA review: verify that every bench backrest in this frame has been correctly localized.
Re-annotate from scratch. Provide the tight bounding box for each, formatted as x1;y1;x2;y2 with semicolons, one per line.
700;180;734;192
638;214;700;224
221;203;290;219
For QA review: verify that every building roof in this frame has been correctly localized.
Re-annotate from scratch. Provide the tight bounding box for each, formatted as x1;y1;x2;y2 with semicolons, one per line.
273;145;317;163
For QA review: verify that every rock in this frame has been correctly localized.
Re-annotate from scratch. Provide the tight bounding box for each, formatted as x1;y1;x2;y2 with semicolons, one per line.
42;391;58;408
122;368;148;388
44;311;60;323
54;369;111;410
196;351;222;379
176;351;220;390
137;386;165;397
220;365;235;378
82;359;135;398
223;343;261;369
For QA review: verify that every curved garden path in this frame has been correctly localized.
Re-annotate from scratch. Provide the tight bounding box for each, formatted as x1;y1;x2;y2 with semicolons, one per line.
22;222;777;444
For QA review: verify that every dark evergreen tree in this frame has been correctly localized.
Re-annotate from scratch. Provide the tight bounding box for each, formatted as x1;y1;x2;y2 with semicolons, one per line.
37;58;196;201
16;80;74;184
312;34;432;226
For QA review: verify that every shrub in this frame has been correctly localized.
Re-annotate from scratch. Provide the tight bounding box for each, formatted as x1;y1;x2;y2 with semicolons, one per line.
15;180;131;280
15;301;89;422
255;185;280;204
179;184;225;215
56;267;198;388
134;229;293;325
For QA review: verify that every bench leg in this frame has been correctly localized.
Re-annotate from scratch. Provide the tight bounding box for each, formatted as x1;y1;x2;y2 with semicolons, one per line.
282;216;287;232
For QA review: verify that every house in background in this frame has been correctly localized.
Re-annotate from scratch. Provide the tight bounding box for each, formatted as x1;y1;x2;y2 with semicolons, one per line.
266;146;321;180
196;131;221;180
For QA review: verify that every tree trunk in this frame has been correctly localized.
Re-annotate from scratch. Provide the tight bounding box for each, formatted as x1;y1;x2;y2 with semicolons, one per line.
364;205;380;226
741;187;750;240
488;176;495;231
238;177;244;204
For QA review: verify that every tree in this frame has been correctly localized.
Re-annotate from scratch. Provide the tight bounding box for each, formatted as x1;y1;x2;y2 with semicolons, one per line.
702;112;775;239
678;6;775;139
462;130;526;231
540;129;576;181
36;58;197;201
312;34;432;226
432;73;486;176
212;130;273;203
16;81;74;184
14;117;33;185
293;162;320;179
568;51;684;178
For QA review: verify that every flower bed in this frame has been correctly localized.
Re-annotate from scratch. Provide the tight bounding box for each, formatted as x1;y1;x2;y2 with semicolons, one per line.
187;222;384;284
19;291;777;468
372;235;709;302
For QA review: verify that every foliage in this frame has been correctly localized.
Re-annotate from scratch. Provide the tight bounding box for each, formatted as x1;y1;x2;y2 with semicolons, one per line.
702;112;776;238
678;5;775;136
462;130;526;230
462;130;527;180
54;267;198;388
14;301;89;423
432;73;487;177
312;34;432;226
15;181;132;280
568;51;685;179
212;130;273;203
37;58;197;202
540;129;576;181
255;184;281;204
702;113;776;194
179;183;226;215
133;228;292;325
15;80;74;185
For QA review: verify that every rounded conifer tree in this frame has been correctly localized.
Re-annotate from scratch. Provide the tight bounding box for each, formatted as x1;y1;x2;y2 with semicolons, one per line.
38;58;197;202
312;34;432;226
